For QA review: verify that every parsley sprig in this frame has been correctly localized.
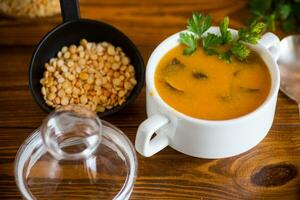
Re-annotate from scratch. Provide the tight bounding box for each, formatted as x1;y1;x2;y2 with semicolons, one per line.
179;13;266;63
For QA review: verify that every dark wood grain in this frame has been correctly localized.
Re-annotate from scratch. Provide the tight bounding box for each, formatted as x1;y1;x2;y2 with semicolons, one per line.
0;0;299;199
1;125;300;199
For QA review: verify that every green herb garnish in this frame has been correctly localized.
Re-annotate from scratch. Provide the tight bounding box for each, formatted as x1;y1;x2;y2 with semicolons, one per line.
179;12;265;63
238;22;266;44
230;42;250;61
202;33;223;55
187;12;212;37
248;0;300;33
179;33;197;55
219;16;233;44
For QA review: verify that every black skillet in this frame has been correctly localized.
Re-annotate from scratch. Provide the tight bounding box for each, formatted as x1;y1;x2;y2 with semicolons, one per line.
29;0;145;117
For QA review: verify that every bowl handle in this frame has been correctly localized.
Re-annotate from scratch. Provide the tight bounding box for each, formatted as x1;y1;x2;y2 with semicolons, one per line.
258;32;280;60
135;114;170;157
59;0;80;23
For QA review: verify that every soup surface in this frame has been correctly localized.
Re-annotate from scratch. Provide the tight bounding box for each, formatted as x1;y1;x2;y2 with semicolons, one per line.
155;44;271;120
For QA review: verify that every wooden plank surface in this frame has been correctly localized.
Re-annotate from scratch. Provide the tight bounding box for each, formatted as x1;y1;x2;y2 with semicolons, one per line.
0;0;299;199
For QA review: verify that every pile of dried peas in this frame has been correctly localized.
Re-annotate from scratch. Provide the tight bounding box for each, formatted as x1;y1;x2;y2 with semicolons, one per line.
40;39;137;112
0;0;60;18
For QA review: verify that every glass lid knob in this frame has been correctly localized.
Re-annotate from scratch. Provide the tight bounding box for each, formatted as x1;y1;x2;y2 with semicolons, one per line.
40;105;102;160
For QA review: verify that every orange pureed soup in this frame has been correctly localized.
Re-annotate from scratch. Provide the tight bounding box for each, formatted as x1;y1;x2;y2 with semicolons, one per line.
155;44;271;120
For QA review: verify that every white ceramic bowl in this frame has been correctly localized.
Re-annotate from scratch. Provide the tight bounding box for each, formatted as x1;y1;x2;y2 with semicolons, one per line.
135;27;280;159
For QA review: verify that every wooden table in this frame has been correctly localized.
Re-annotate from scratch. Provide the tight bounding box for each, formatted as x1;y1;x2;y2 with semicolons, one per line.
0;0;299;199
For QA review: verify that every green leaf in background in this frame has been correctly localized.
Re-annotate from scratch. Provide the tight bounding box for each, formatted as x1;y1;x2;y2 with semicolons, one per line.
279;4;291;19
248;0;300;33
282;18;295;32
265;13;276;31
249;0;272;14
179;32;197;55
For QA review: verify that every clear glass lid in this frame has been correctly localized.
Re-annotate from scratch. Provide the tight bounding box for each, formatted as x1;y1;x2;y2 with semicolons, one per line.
15;105;137;200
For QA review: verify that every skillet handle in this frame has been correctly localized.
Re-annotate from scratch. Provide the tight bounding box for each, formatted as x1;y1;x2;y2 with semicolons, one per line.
59;0;80;22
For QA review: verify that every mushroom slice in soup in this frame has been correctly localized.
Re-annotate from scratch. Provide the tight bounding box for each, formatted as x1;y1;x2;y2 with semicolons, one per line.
239;87;260;93
164;78;184;93
192;71;208;80
164;58;185;73
217;94;232;102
